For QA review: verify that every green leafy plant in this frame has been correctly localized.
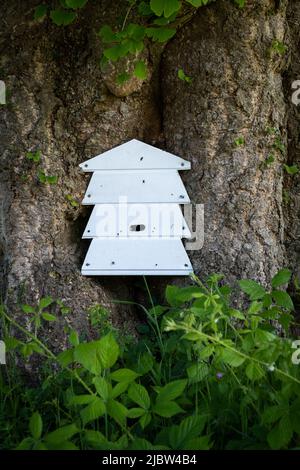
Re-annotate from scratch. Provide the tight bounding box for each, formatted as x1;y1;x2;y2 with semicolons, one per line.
283;164;299;176
25;150;41;163
1;269;299;450
65;194;79;207
234;136;245;146
270;39;287;56
38;171;58;185
178;68;192;83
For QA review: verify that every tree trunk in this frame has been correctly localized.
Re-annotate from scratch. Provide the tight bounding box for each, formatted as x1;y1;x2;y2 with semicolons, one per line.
162;0;288;286
0;0;298;343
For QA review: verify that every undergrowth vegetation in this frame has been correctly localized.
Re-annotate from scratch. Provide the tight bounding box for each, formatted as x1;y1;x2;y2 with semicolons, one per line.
1;270;300;450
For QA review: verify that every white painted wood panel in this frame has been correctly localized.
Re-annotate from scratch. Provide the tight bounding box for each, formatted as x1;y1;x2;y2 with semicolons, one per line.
82;170;190;205
82;204;191;239
82;238;193;275
79;139;191;171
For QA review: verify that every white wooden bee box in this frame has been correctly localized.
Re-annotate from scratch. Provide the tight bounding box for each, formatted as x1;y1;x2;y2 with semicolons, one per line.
80;139;194;276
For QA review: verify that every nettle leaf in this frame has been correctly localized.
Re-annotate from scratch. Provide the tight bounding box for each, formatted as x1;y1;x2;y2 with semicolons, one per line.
267;415;293;449
34;5;48;20
150;0;181;18
110;368;139;383
134;60;148;80
107;399;128;426
153;400;183;418
271;269;292;288
168;415;207;449
69;394;95;405
69;329;79;347
127;407;146;419
272;290;294;311
111;382;129;399
74;341;101;374
84;430;107;449
57;348;74;367
146;27;176;42
80;397;105;425
29;412;43;440
65;0;88;9
156;379;187;401
93;377;111;401
45;424;79;444
50;9;77;26
222;348;245;367
187;362;209;383
128;383;150;409
97;332;119;369
238;280;266;300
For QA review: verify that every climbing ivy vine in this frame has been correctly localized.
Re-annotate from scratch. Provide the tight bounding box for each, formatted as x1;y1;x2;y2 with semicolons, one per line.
34;0;246;79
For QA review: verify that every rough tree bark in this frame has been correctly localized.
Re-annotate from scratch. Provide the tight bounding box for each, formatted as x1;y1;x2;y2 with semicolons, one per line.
0;0;299;344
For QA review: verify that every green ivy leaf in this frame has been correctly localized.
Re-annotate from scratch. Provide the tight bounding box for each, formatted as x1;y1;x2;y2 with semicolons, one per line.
99;25;116;43
127;407;146;418
69;394;95;405
134;60;148;80
271;268;292;288
138;1;154;16
29;412;43;440
65;0;88;9
239;280;266;300
146;27;176;42
150;0;181;18
74;341;101;374
50;9;77;26
34;5;48;20
186;0;209;7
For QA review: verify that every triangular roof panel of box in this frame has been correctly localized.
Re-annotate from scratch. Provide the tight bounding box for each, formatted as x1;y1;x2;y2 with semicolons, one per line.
79;139;191;171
